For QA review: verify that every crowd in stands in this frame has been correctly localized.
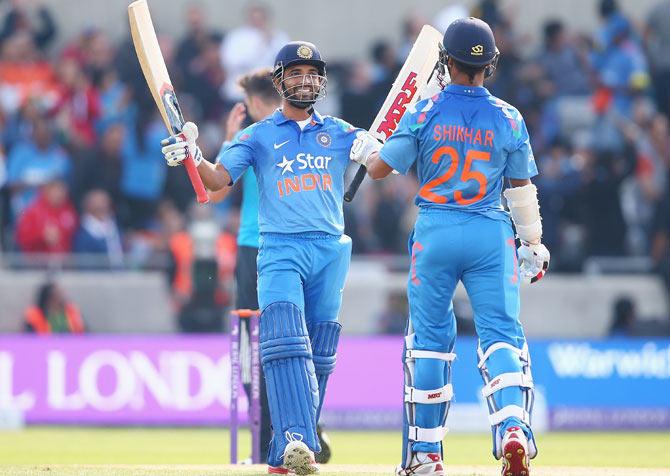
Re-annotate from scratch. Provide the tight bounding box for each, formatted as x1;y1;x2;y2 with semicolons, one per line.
2;0;670;306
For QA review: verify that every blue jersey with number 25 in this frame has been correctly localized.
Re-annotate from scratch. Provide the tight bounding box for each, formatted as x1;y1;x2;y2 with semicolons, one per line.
380;84;538;212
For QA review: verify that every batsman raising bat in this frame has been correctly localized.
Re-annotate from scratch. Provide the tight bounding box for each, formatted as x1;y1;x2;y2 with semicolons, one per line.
351;18;550;476
162;41;364;475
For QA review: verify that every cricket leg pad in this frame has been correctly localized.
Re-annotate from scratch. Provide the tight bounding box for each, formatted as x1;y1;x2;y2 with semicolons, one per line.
478;341;537;460
261;302;320;467
400;321;455;470
307;320;341;423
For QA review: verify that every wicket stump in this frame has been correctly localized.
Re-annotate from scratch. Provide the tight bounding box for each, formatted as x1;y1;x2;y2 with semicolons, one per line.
230;309;261;464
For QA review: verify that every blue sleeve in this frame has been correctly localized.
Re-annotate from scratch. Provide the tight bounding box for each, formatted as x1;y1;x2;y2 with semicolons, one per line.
330;117;364;150
218;126;256;185
502;108;538;179
378;105;420;175
215;129;245;163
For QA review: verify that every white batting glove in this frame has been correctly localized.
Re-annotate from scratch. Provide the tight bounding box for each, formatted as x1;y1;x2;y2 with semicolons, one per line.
160;122;203;167
350;131;381;166
517;242;550;284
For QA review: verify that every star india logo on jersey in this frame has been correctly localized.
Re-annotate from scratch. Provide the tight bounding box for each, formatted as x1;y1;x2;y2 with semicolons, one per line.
275;152;333;197
276;153;332;175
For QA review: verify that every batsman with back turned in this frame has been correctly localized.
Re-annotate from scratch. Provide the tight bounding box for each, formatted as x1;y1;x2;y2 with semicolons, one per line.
350;18;550;476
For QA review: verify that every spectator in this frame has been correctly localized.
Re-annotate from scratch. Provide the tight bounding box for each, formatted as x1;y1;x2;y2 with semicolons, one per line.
651;185;670;303
592;0;650;117
72;122;124;205
15;177;77;253
536;20;592;98
176;3;216;73
61;29;116;88
24;281;84;334
370;40;400;88
0;1;57;51
0;32;59;116
51;56;101;148
619;103;669;253
472;0;507;31
176;5;225;120
579;149;633;256
397;12;426;61
73;189;123;267
185;36;226;120
534;141;583;264
339;61;376;129
6;116;70;219
645;0;670;117
121;118;167;229
608;296;637;336
219;3;288;102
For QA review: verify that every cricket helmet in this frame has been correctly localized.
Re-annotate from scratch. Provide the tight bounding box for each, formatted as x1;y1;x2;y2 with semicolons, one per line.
441;17;499;77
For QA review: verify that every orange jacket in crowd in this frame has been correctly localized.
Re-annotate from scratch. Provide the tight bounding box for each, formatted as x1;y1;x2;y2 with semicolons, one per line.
169;230;237;308
24;303;84;334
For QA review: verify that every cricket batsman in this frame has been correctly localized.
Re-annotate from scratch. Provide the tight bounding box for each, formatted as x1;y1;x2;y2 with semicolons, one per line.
161;41;365;475
350;18;550;476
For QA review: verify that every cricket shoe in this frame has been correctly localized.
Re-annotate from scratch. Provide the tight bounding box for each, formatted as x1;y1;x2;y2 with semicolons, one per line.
501;426;530;476
396;452;445;475
282;440;319;475
315;424;331;464
268;465;294;474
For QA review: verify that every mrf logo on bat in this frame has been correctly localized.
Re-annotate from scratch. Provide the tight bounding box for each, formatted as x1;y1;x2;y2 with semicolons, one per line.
376;71;418;140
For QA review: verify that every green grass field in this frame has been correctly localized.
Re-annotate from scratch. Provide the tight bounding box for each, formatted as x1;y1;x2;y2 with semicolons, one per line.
0;427;669;475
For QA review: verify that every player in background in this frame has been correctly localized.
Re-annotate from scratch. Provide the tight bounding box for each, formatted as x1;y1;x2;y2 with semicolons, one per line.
209;67;332;466
350;18;550;476
162;41;363;475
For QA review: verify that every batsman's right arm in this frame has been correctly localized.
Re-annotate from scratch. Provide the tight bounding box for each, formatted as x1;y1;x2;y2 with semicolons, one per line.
198;161;232;192
161;121;233;192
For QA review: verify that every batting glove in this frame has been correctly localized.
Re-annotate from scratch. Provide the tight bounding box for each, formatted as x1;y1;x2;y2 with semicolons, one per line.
350;131;381;166
161;122;203;167
517;242;550;284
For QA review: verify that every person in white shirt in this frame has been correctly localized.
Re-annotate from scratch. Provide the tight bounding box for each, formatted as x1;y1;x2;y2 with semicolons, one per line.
219;3;289;102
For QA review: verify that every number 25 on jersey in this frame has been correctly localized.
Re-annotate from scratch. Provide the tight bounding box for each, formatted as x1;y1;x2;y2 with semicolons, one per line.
419;146;491;205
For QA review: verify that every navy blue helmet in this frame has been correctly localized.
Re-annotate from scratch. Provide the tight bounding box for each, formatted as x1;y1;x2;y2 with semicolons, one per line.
441;17;499;77
273;41;326;79
272;41;327;108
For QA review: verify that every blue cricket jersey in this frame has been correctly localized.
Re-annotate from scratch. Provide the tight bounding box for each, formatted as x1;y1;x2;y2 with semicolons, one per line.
219;109;361;236
216;135;260;248
380;84;537;213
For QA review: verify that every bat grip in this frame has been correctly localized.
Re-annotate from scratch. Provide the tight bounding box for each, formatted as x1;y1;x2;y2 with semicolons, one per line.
183;154;209;204
344;164;367;202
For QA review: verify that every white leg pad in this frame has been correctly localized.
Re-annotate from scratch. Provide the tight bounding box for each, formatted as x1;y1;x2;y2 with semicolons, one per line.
478;341;537;460
401;327;455;468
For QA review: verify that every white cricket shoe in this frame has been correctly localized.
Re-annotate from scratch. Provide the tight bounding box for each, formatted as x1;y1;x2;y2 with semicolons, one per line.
396;452;445;475
501;426;530;476
282;440;319;475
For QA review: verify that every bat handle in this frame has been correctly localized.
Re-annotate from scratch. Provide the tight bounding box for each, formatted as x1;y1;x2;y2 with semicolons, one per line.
183;154;209;204
344;164;367;202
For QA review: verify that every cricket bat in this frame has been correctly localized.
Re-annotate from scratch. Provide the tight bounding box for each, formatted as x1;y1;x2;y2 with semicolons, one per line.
128;0;209;204
344;25;443;202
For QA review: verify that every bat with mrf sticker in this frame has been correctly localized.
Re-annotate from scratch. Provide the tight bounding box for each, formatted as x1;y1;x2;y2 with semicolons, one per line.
344;25;443;202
